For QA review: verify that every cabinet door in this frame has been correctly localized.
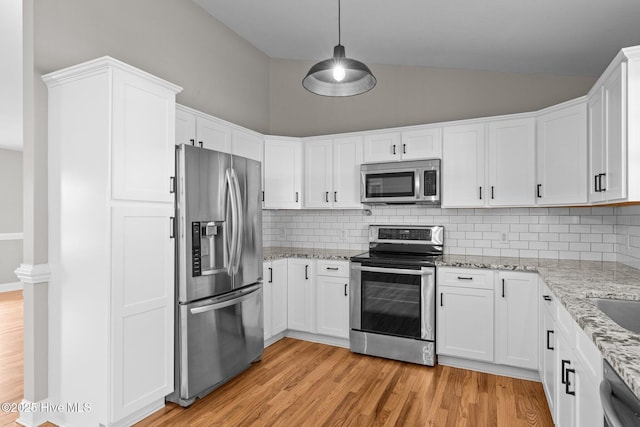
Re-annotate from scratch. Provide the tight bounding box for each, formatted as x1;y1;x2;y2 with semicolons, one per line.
263;138;302;209
437;286;494;361
442;124;486;207
111;205;175;421
232;128;263;162
541;305;557;422
111;69;176;203
271;259;288;336
196;115;232;153
574;361;603;427
555;331;576;427
603;62;627;201
263;262;273;340
588;88;605;202
536;103;587;205
316;275;350;338
488;118;535;206
495;272;538;369
176;108;196;146
333;136;363;208
401;128;442;160
287;259;315;332
304;139;333;208
363;132;401;162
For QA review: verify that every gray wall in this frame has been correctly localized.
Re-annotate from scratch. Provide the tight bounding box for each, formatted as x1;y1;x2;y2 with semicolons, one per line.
34;0;271;134
0;148;23;284
269;59;597;137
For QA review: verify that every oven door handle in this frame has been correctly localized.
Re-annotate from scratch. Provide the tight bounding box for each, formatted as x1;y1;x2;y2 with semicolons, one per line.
359;265;433;276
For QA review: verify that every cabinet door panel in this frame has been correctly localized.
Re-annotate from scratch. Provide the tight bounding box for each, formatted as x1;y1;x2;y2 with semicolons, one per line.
196;116;232;153
488;119;535;206
287;259;315;332
442;124;486;207
263;262;273;340
437;286;494;361
264;138;302;209
333;136;363;208
542;305;557;422
111;205;174;420
589;89;605;202
401;128;442;160
176;108;196;146
536;103;587;205
316;276;349;338
363;132;401;162
271;259;288;335
603;63;627;201
232;129;263;162
112;70;176;202
304;139;333;208
495;272;538;369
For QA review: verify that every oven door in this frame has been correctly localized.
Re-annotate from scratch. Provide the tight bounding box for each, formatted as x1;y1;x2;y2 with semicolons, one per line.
350;263;435;341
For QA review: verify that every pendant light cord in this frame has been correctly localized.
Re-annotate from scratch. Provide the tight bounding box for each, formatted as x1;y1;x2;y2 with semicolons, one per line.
338;0;341;45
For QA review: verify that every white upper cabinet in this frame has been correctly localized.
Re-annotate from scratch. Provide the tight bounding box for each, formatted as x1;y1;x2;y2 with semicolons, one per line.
176;105;263;161
232;128;263;162
401;128;443;160
535;101;588;205
363;128;441;162
487;118;536;206
589;60;628;203
303;136;363;209
195;114;232;153
264;137;303;209
363;132;402;162
442;124;486;207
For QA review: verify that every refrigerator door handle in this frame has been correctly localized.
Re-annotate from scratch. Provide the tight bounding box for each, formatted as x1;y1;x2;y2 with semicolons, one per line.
189;284;261;314
231;168;244;275
225;169;238;276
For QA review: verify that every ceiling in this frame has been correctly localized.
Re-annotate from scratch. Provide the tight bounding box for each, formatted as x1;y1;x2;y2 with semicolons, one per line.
0;0;22;151
195;0;640;77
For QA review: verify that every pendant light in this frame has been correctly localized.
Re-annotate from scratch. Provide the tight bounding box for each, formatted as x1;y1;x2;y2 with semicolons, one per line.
302;0;376;97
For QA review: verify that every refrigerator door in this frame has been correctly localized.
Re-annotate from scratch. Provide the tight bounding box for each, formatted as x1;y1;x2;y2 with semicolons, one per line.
177;284;264;404
177;145;233;302
230;155;263;289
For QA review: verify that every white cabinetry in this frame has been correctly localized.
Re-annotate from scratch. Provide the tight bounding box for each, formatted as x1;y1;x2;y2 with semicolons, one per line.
363;132;402;162
263;259;288;341
535;100;588;205
540;285;557;422
442;124;486;207
316;260;350;338
495;272;538;369
437;268;494;361
44;57;180;427
487;118;535;206
287;259;316;332
175;105;263;161
263;137;303;209
363;128;442;162
304;137;363;209
589;60;627;202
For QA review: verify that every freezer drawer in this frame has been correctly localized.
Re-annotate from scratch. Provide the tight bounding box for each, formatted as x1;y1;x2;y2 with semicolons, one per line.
176;284;264;404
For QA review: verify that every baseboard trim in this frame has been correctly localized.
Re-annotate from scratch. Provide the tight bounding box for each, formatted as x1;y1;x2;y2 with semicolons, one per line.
14;263;50;284
285;330;350;349
15;399;50;427
0;281;23;292
112;398;165;427
437;355;541;382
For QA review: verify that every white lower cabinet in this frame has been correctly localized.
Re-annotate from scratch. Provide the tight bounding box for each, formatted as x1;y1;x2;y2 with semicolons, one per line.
437;268;495;362
287;259;316;333
540;286;557;422
316;260;350;338
263;259;288;340
495;272;539;369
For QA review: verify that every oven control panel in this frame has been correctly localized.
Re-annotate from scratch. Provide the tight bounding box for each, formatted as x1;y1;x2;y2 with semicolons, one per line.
378;228;430;241
369;225;444;247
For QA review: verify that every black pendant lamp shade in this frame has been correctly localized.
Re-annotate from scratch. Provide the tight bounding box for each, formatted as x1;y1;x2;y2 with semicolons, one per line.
302;1;376;96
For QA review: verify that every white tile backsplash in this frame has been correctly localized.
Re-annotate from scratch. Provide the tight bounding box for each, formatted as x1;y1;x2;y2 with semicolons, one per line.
263;205;640;263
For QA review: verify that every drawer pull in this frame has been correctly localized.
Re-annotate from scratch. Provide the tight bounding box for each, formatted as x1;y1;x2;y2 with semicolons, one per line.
344;284;348;296
326;267;339;271
565;368;576;396
546;330;554;351
457;276;473;280
543;295;552;301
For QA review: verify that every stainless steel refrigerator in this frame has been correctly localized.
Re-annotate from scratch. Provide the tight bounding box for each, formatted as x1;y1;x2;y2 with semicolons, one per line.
168;144;263;407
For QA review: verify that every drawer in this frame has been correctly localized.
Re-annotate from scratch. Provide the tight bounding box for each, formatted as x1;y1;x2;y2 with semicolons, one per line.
317;260;350;278
540;283;557;318
437;267;494;290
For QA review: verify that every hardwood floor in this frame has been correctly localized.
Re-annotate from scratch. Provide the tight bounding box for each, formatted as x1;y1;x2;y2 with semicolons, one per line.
0;293;553;426
0;291;24;427
137;337;553;427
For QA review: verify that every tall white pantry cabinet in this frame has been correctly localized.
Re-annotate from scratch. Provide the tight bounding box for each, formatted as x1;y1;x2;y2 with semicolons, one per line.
44;57;182;427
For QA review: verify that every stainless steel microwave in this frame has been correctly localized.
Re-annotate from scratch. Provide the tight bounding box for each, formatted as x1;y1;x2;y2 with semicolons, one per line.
360;159;441;205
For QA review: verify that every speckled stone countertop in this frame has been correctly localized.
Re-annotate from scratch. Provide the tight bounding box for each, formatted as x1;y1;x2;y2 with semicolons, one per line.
439;254;640;400
263;246;364;262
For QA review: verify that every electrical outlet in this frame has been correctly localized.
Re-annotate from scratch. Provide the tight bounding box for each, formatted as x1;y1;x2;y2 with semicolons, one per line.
279;226;286;240
339;229;348;241
501;232;508;243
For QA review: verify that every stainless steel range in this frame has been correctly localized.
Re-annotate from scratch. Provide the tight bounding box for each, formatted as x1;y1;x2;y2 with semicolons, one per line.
349;225;443;366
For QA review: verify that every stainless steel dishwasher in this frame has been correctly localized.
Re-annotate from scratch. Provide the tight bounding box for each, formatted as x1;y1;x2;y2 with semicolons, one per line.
600;360;640;426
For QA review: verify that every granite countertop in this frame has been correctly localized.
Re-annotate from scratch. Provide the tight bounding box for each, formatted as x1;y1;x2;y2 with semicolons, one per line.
264;246;363;262
439;254;640;400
